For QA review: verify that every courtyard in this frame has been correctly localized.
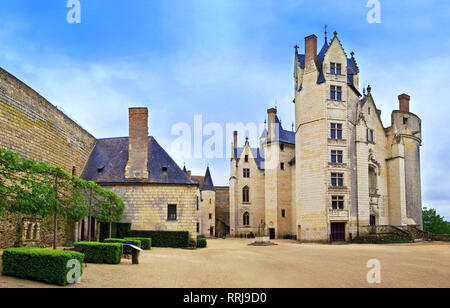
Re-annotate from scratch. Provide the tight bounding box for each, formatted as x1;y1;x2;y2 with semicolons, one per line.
0;239;449;288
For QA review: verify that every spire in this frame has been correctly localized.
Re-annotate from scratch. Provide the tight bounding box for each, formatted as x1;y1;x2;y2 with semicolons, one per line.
183;164;187;174
202;166;215;191
324;24;328;44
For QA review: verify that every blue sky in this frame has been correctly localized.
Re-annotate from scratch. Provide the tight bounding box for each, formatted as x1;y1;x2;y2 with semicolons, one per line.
0;0;449;218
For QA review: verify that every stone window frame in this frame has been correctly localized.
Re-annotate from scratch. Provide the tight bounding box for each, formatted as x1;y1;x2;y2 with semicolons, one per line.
243;168;250;178
242;186;250;203
243;212;250;226
330;85;342;101
331;173;344;187
331;150;343;163
331;196;345;210
22;218;42;242
330;62;342;75
330;123;343;140
167;204;177;221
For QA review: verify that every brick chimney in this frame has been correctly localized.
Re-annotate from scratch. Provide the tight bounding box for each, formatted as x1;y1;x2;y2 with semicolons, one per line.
125;108;149;181
398;94;410;112
233;131;238;150
304;34;317;73
267;108;278;141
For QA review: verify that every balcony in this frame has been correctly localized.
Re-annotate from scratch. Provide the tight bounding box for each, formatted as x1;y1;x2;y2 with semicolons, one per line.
328;208;349;221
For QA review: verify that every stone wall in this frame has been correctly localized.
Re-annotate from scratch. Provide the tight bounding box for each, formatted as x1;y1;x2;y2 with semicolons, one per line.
103;184;198;240
215;186;229;237
0;68;96;248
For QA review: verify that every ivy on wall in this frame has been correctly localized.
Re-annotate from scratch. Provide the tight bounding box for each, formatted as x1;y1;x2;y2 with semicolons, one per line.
0;148;124;248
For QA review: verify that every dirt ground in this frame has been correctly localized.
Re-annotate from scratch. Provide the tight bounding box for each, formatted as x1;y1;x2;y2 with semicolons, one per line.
1;239;449;288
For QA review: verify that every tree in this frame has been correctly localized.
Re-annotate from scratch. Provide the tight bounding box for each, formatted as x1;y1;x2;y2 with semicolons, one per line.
422;207;450;235
0;148;124;249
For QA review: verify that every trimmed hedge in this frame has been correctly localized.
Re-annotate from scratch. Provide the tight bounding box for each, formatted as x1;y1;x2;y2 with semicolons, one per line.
433;234;450;241
124;237;152;250
104;238;142;248
126;231;189;248
197;238;207;248
2;247;84;286
74;242;123;264
352;233;412;244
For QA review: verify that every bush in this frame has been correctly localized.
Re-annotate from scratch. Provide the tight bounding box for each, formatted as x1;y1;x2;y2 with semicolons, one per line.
283;234;291;240
124;237;152;250
74;242;123;264
126;231;189;248
2;247;84;286
197;238;207;248
352;233;411;244
433;234;450;241
104;238;142;248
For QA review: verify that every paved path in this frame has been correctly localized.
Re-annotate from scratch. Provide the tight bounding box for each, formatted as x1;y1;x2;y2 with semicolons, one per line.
1;239;449;288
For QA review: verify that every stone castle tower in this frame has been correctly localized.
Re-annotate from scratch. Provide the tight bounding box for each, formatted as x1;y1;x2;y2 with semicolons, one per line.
229;31;423;242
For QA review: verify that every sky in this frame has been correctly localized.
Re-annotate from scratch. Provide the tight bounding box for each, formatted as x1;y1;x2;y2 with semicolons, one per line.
0;0;449;219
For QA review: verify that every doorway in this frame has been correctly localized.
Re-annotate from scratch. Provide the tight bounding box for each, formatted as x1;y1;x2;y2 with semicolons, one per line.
210;227;214;237
269;228;276;240
331;223;346;242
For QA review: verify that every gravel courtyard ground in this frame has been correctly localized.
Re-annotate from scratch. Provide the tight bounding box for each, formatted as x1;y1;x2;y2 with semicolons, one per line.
1;239;449;288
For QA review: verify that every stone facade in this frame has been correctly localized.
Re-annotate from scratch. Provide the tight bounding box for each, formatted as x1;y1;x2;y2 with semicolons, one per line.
103;184;198;240
215;186;230;237
0;68;96;248
229;32;423;242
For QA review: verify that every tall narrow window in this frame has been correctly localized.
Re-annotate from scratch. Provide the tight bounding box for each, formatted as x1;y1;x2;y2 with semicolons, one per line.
330;86;336;100
243;186;250;203
370;215;376;226
196;196;199;211
197;223;200;233
281;209;286;218
331;173;344;187
337;86;342;101
332;196;344;210
243;212;250;225
330;63;336;74
336;63;342;75
368;129;375;143
331;123;343;139
331;150;343;163
244;155;249;162
168;204;177;221
280;162;285;170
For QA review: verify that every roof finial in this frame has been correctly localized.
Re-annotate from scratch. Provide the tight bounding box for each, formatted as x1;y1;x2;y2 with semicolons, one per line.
292;122;294;132
367;85;372;94
324;24;328;44
294;45;299;54
351;51;355;58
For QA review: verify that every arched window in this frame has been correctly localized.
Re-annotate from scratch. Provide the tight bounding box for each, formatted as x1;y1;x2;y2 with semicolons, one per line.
242;186;250;203
243;212;250;226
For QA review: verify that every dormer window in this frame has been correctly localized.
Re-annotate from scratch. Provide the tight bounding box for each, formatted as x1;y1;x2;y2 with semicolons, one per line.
162;166;168;173
97;165;105;173
330;63;341;75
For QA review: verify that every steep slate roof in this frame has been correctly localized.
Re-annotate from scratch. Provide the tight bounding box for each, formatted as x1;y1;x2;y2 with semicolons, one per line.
260;116;295;145
191;167;215;191
296;35;360;93
234;147;265;170
81;136;195;185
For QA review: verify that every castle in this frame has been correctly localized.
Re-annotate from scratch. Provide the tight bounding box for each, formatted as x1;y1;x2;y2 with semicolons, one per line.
229;32;423;242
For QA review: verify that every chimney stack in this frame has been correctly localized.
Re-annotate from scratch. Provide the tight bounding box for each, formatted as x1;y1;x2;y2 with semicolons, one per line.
233;131;238;150
304;34;318;73
187;170;191;178
125;108;149;181
267;108;277;141
398;94;410;112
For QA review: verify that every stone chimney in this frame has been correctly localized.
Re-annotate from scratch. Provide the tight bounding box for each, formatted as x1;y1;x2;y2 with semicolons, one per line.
125;108;149;181
267;108;278;141
187;170;191;178
398;94;410;112
304;34;317;73
233;131;238;150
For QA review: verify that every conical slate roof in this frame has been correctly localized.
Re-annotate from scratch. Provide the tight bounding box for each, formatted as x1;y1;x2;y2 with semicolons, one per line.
202;166;215;191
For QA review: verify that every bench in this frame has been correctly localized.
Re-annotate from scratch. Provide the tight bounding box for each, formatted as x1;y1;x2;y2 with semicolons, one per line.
123;243;143;265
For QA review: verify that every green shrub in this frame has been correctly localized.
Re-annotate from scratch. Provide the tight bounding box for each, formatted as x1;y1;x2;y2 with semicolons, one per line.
283;234;291;239
74;242;123;264
126;231;189;248
124;237;152;250
104;238;142;248
197;238;207;248
433;234;450;242
352;233;412;244
2;247;84;286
